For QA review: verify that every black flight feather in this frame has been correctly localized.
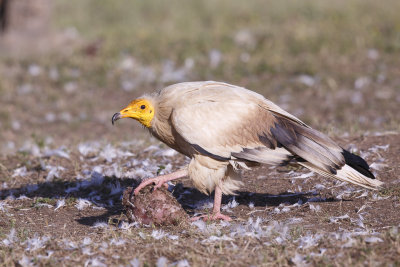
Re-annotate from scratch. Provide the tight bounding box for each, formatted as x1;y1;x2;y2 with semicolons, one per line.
342;149;375;179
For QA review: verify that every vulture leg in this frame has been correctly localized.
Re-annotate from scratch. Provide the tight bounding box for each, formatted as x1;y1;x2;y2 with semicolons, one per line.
134;169;188;195
191;185;232;222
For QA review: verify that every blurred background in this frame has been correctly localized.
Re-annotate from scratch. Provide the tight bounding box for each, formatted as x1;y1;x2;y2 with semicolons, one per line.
1;0;399;155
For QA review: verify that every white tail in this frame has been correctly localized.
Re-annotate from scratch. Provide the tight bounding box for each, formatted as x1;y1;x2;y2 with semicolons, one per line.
300;162;384;190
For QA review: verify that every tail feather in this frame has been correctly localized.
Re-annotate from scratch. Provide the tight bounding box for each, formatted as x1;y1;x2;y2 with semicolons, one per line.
300;162;384;190
342;149;375;179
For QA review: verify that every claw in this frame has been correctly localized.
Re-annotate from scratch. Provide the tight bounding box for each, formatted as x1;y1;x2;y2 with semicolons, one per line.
133;169;188;195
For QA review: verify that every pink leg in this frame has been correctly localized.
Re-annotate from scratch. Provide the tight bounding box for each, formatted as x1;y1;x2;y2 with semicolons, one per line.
191;185;232;222
134;169;188;195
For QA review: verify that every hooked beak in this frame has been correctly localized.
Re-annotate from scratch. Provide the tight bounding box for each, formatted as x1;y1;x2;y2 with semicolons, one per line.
112;106;139;125
111;112;122;125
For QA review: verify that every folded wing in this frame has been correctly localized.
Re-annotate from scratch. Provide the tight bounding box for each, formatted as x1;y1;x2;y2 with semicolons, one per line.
170;82;382;189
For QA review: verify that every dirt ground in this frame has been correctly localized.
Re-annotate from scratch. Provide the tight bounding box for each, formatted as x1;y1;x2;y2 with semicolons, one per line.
1;132;399;266
1;1;400;266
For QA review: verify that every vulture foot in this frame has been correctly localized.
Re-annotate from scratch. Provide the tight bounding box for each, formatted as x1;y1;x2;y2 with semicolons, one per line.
134;169;188;195
191;213;232;222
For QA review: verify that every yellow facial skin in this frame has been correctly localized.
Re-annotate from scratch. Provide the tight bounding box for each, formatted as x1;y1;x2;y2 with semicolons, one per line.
117;99;155;127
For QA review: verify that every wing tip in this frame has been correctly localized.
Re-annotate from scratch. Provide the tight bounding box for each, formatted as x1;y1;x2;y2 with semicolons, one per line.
336;164;384;190
342;149;375;179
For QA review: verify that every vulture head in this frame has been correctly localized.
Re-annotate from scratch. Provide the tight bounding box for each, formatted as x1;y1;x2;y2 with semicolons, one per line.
112;98;154;127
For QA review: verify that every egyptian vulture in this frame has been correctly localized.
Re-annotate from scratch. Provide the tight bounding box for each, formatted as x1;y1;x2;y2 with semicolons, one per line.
112;81;383;221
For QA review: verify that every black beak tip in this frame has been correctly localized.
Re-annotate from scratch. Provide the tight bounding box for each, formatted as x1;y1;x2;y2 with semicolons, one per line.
112;112;121;125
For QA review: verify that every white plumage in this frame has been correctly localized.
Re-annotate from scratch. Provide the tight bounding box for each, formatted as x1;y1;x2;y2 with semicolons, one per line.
112;81;383;221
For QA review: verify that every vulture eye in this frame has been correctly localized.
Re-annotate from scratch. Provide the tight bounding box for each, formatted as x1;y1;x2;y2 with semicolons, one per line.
140;105;146;109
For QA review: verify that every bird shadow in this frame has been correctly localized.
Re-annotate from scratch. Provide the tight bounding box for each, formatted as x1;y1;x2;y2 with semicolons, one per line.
0;177;340;226
0;176;139;226
171;183;339;213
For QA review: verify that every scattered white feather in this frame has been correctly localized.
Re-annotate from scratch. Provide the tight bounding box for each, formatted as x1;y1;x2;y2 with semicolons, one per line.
19;141;41;157
359;149;371;159
99;144;118;162
152;230;167;240
12;166;29;177
24;235;50;251
0;201;11;212
168;235;179;240
281;206;291;212
75;199;92;210
314;184;325;190
2;228;18;246
154;148;178;157
62;239;78;250
354;76;371;89
291;253;307;266
353;215;366;229
92;222;109;228
202;235;234;243
18;255;34;267
372;193;390;200
357;203;369;213
84;257;107;267
138;232;146;239
370;162;388;171
297;233;323;249
45;165;65;181
54;199;66;211
16;195;30;201
209;49;222;68
119;221;139;230
297;74;316;87
194;199;214;210
156;256;169;267
1;182;9;189
82;237;92;246
312;248;327;257
330;214;350;223
222;197;239;211
44;147;70;159
248;202;255;209
37;250;54;260
82;246;94;255
174;259;191;267
228;197;239;208
78;142;100;157
355;191;369;198
368;144;389;153
110;238;126;246
309;204;321;212
99;241;108;252
234;29;256;49
35;203;53;209
342;237;358;248
191;220;207;231
144;145;159;152
130;258;141;267
99;144;134;162
291;171;314;179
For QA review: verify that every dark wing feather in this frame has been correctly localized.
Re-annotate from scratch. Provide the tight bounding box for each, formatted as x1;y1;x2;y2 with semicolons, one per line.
269;115;345;174
342;149;375;179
